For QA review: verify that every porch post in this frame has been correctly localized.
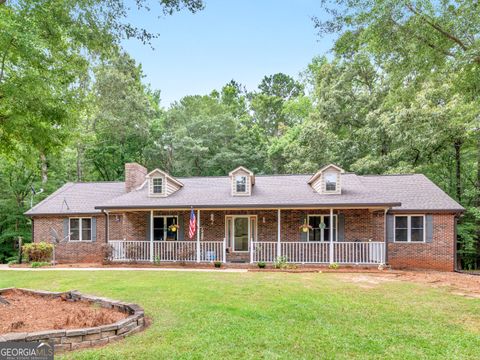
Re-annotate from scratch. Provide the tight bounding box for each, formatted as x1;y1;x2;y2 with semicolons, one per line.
329;208;334;264
277;209;281;258
149;210;154;262
196;209;201;262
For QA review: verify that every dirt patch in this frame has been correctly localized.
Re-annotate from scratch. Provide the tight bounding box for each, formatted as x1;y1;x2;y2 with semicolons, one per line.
0;289;127;333
337;271;480;297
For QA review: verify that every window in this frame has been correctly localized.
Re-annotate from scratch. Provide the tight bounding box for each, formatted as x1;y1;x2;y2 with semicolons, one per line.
152;178;163;194
69;218;91;241
236;176;247;193
395;215;425;242
324;172;337;191
153;216;178;241
308;215;337;241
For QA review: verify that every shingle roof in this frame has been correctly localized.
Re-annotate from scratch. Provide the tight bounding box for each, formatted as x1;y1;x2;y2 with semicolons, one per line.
24;173;464;216
25;182;125;216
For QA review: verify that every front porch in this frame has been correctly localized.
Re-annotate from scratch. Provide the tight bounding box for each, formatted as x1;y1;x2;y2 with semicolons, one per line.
104;208;387;265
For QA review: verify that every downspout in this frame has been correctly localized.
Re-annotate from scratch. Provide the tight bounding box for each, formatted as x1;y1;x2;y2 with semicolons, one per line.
454;214;458;271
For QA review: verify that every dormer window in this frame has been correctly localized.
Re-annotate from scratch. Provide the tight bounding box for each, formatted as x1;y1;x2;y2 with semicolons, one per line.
325;172;337;192
236;176;247;193
229;166;255;196
308;164;344;195
152;178;163;194
146;168;183;197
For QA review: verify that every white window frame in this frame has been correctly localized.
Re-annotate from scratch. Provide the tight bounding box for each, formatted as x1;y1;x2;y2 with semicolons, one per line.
235;176;247;193
153;215;179;241
394;215;426;243
69;217;92;242
324;172;337;192
152;177;163;194
307;214;338;242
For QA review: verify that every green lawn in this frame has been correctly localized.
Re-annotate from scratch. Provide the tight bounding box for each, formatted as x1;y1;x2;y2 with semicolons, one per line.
1;271;479;359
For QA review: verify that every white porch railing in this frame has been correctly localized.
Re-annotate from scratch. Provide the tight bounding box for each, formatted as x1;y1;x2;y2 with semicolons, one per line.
251;241;385;264
110;241;151;262
108;240;226;263
153;241;197;262
251;242;277;263
333;242;385;264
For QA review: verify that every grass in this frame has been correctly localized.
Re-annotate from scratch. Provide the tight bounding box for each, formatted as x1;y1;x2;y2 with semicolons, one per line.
1;271;479;359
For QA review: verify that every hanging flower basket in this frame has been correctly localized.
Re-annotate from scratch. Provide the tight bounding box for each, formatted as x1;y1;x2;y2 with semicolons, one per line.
168;224;179;232
299;220;313;233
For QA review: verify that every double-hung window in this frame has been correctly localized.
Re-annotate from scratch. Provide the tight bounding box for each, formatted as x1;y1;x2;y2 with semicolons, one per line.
153;216;178;241
324;172;337;191
152;178;163;194
69;218;92;241
394;215;425;242
236;176;247;193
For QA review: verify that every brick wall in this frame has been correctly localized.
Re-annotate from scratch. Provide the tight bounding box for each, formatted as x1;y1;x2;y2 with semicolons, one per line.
31;210;457;270
33;214;107;263
388;213;455;271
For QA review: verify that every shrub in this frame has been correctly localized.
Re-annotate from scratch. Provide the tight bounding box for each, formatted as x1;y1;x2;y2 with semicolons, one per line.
31;261;50;268
273;256;288;269
22;242;53;263
328;262;340;270
257;261;266;269
214;261;222;268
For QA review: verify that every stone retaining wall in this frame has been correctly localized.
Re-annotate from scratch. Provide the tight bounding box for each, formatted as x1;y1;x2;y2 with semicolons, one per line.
0;288;146;352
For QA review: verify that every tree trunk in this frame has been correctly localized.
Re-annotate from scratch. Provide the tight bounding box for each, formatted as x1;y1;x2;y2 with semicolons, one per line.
40;152;48;184
76;144;83;181
454;140;462;202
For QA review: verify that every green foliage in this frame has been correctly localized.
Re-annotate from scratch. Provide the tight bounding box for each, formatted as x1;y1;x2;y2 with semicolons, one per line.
257;261;266;269
30;261;51;268
273;256;288;269
328;263;340;270
22;242;53;263
213;261;222;268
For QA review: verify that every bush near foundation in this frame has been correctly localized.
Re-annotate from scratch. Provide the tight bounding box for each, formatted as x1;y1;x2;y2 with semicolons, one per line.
22;242;53;262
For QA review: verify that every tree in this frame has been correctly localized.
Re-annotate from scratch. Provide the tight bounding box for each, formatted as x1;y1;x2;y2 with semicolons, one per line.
250;73;304;137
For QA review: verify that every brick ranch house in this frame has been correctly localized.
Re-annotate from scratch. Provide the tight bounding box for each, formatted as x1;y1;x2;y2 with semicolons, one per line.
25;163;464;271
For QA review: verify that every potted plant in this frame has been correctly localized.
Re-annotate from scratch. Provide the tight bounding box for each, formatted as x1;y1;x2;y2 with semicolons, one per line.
214;260;222;268
299;220;313;233
257;261;266;269
168;223;179;232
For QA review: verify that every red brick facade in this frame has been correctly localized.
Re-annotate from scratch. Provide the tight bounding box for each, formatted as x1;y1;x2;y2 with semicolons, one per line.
32;209;457;270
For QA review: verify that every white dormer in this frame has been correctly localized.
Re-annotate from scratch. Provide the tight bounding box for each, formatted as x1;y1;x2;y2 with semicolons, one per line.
146;169;183;197
308;164;344;195
229;166;255;196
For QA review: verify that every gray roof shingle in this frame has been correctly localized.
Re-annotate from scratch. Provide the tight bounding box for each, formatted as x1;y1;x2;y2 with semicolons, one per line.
25;173;464;216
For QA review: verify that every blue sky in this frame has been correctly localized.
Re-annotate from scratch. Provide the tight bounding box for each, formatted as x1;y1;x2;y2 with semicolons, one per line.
122;0;334;107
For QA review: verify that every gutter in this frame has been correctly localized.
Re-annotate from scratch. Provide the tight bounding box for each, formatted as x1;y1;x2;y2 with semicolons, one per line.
93;202;403;211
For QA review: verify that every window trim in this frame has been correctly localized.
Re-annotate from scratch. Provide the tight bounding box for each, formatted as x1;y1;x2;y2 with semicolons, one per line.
69;217;92;242
152;177;164;195
307;214;338;242
235;175;247;193
394;215;426;243
153;215;179;241
324;172;337;192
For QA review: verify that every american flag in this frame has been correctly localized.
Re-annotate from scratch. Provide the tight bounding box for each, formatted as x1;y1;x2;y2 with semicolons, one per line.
189;208;196;239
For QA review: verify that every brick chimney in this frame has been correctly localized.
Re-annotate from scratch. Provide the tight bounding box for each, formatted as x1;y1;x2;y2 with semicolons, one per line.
125;163;148;192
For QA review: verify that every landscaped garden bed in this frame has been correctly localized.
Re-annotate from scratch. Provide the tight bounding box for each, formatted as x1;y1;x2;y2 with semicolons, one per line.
0;288;146;352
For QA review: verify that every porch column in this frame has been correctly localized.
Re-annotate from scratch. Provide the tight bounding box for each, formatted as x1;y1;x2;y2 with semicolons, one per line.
196;209;201;262
149;210;154;262
277;209;281;258
329;208;334;264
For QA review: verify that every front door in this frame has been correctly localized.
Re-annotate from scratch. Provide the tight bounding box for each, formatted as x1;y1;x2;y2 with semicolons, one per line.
233;217;249;252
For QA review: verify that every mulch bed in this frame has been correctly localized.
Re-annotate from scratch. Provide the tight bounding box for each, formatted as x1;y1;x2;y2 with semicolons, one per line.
0;289;127;334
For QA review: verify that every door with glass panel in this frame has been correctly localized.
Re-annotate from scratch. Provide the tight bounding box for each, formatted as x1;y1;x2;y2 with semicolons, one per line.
153;216;178;241
226;216;256;252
